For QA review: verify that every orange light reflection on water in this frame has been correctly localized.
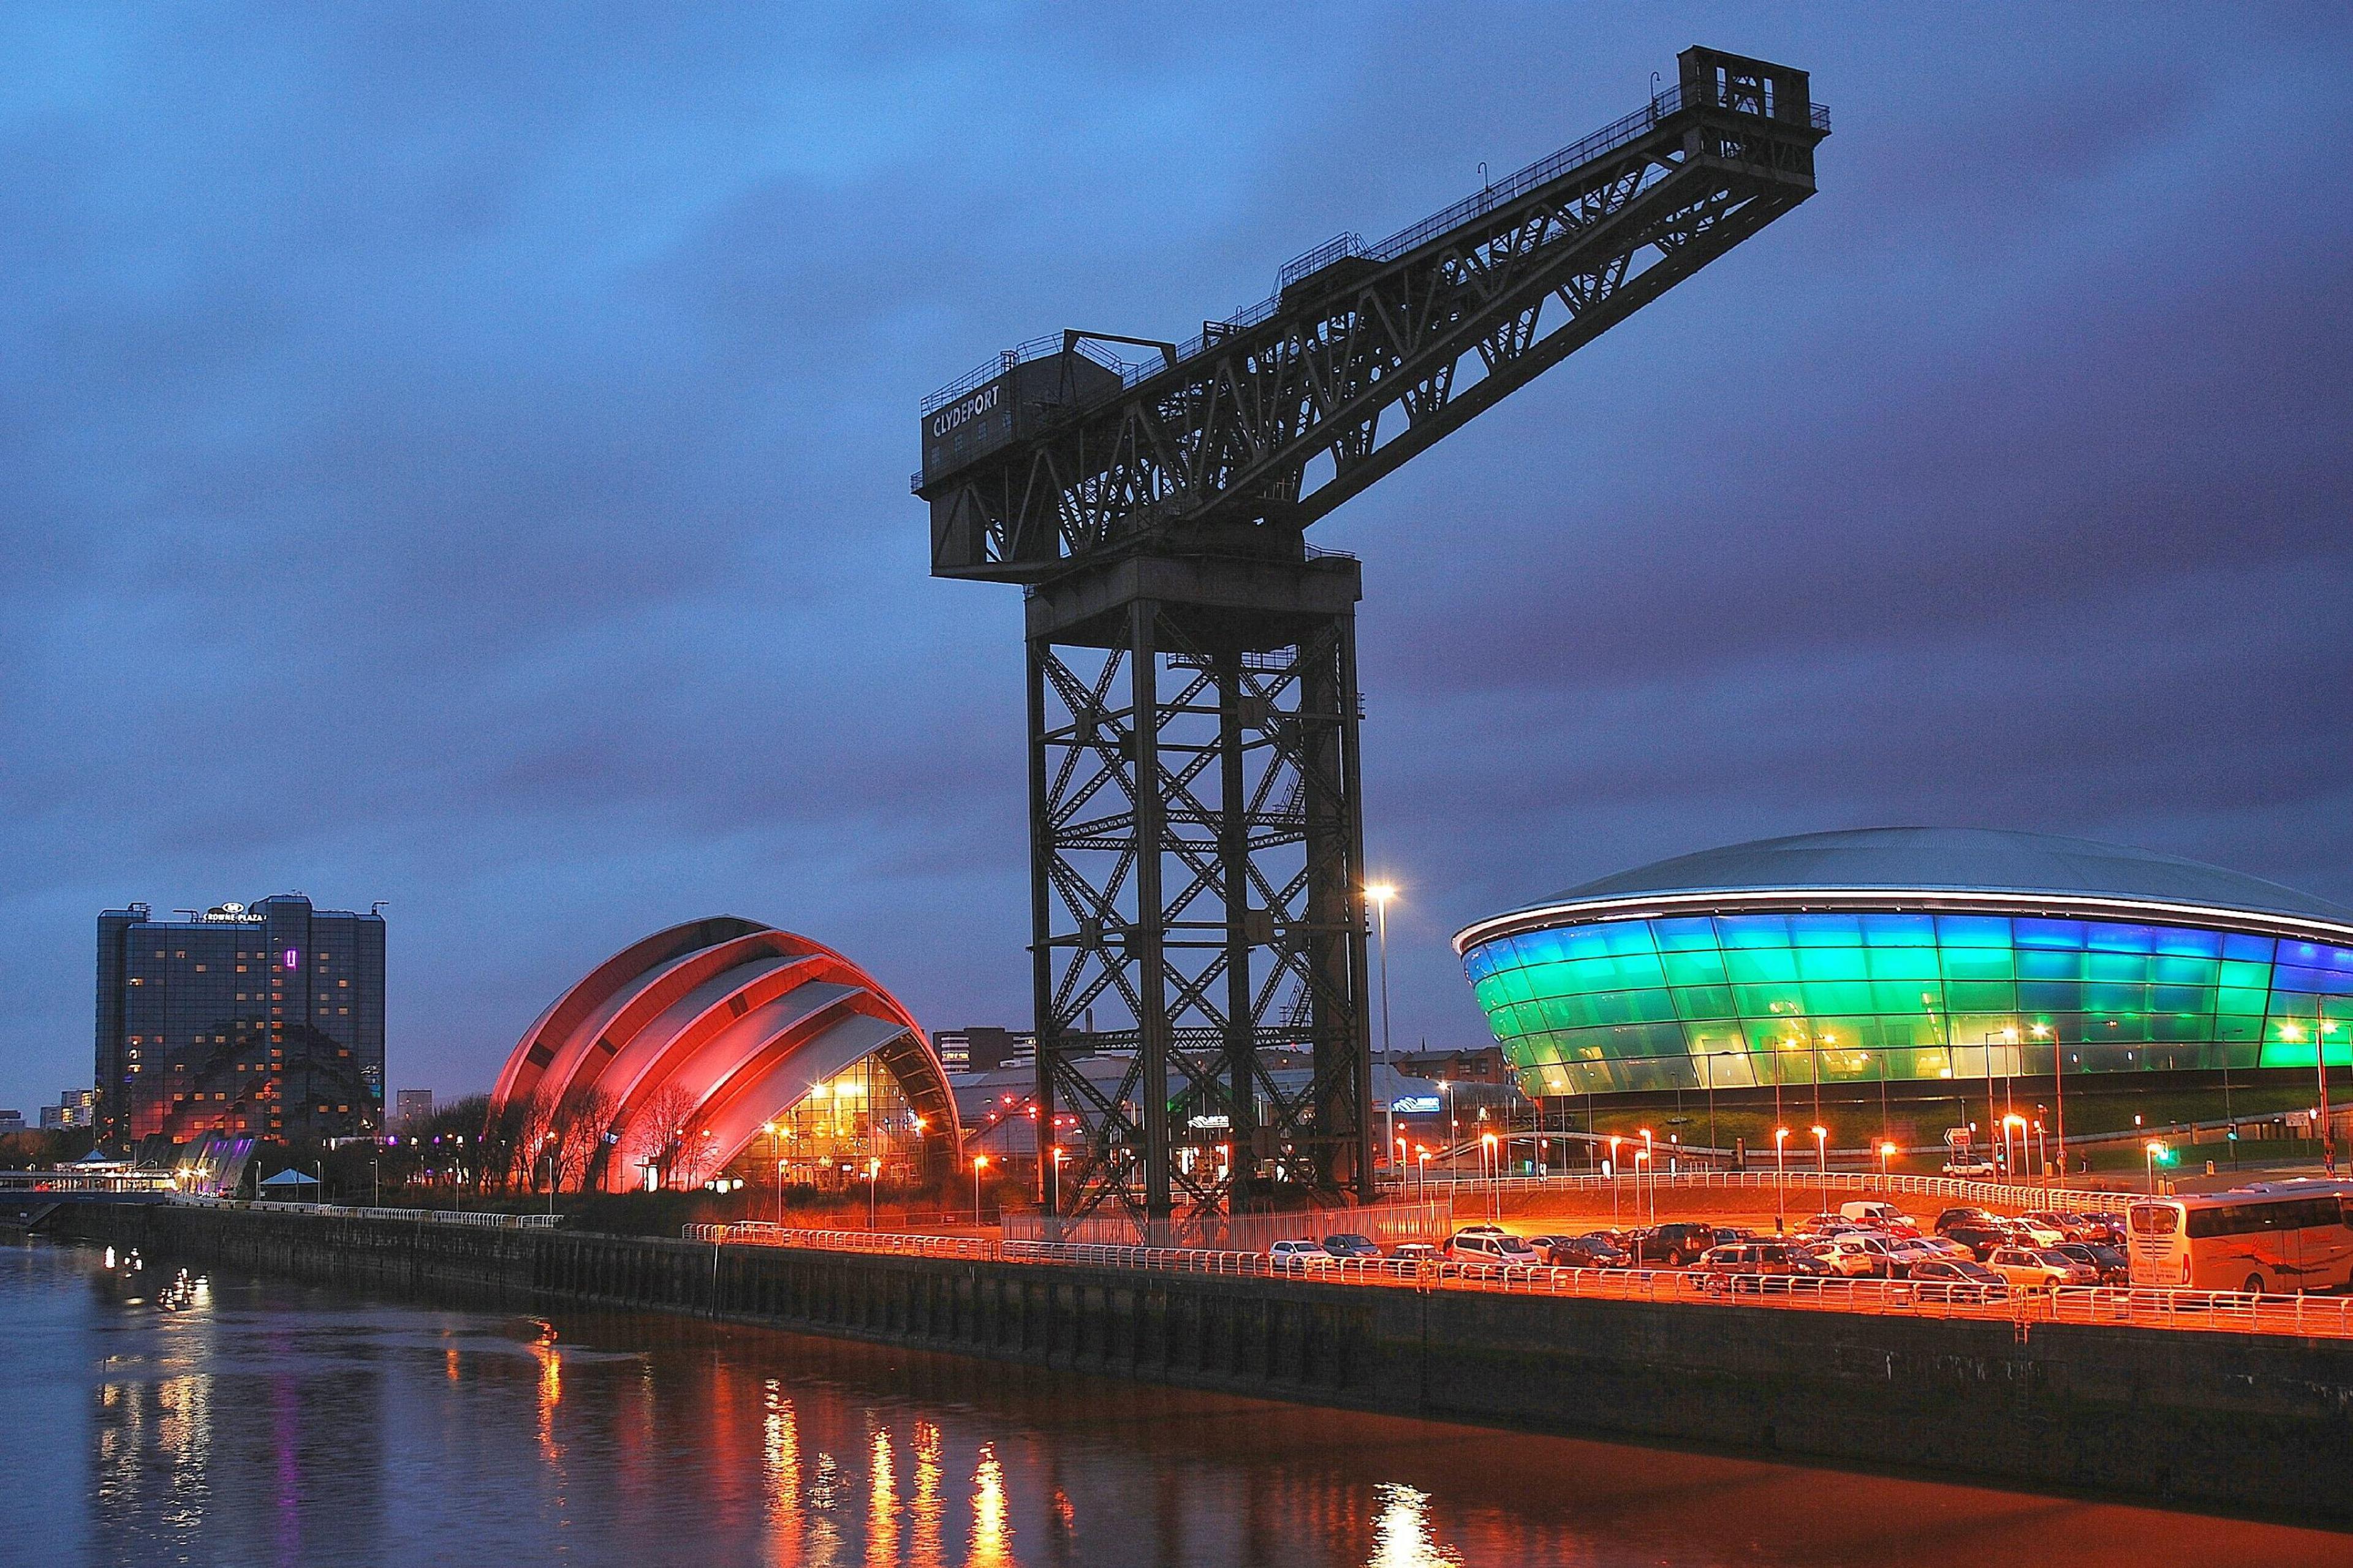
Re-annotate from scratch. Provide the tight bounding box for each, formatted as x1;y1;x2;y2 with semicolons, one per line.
866;1425;896;1568
968;1442;1012;1568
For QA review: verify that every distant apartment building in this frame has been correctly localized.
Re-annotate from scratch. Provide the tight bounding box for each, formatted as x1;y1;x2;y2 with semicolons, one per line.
40;1089;97;1131
933;1026;1034;1075
394;1089;434;1129
0;1111;23;1133
96;896;385;1147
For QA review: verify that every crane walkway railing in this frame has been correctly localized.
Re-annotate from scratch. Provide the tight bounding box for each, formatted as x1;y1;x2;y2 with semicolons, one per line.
676;1222;2353;1341
918;83;1831;422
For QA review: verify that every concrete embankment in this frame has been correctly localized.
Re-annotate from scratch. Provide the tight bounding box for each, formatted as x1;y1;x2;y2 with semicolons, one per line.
51;1202;2353;1525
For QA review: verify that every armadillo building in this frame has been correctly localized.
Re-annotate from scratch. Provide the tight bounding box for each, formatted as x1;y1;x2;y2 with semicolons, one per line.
490;918;958;1191
1453;828;2353;1100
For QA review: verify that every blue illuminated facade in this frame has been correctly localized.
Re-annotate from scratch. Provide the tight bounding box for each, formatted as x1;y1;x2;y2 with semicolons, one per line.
1453;829;2353;1099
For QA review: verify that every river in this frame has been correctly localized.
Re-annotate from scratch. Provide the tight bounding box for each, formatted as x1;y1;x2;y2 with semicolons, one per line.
3;1238;2346;1566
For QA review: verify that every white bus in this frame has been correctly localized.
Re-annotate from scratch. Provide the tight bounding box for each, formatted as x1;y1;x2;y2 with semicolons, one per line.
2126;1181;2353;1295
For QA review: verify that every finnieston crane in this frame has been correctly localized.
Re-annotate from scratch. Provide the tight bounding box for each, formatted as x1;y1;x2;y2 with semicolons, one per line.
915;47;1828;1233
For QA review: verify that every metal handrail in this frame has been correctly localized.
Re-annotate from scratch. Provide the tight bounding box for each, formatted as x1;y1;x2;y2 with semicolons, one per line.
678;1222;2353;1339
176;1195;561;1229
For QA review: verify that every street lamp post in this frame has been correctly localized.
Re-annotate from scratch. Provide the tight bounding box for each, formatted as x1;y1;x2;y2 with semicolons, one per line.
1773;1127;1789;1227
972;1154;989;1227
1369;883;1398;1179
1705;1051;1720;1157
1482;1131;1500;1221
762;1122;779;1223
2145;1139;2166;1194
1878;1140;1896;1178
1811;1124;1827;1181
1439;1080;1457;1178
2003;1113;2026;1187
866;1157;880;1230
1606;1135;1622;1223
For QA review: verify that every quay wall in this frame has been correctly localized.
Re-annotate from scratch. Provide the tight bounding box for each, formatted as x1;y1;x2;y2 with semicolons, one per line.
52;1203;2353;1525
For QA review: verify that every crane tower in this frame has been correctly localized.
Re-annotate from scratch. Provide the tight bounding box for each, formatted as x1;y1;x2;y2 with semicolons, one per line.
915;47;1827;1232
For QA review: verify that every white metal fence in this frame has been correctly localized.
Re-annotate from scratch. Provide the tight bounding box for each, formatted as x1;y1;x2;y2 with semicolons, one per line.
1391;1168;2136;1217
998;1199;1449;1251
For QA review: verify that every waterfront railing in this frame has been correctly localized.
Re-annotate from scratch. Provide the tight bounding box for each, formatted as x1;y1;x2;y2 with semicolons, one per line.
175;1195;561;1229
679;1221;2353;1341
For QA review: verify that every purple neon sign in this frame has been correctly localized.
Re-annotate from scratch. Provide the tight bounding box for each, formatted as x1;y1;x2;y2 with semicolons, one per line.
284;949;300;969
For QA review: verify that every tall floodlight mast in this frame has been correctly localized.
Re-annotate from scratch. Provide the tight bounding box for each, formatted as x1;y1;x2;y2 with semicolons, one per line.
915;48;1827;1233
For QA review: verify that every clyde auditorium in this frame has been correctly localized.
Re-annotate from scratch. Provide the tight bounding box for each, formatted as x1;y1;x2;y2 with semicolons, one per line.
1453;828;2353;1101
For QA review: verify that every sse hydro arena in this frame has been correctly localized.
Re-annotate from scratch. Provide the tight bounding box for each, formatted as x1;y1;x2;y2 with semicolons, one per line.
1452;828;2353;1102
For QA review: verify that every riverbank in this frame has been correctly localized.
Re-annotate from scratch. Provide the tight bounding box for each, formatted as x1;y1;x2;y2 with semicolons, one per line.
51;1200;2353;1527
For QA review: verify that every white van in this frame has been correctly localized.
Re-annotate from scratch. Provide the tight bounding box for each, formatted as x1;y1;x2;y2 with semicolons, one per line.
1838;1200;1918;1232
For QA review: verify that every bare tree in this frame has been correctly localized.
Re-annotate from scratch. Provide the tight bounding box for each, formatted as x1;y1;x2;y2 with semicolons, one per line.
551;1083;618;1193
517;1092;559;1192
635;1083;703;1189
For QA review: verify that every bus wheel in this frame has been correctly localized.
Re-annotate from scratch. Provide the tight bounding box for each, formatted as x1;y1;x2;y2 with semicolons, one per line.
2242;1273;2264;1297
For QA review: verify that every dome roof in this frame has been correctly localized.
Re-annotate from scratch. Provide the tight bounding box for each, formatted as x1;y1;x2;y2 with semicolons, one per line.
1462;827;2351;948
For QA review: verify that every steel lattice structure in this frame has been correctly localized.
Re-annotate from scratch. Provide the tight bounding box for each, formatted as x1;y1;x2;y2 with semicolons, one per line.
917;48;1826;1229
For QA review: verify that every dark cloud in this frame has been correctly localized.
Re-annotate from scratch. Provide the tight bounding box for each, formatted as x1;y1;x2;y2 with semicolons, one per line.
2;4;2349;1110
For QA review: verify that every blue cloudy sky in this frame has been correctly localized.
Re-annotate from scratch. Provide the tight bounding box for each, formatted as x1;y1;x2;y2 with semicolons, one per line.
4;4;2349;1113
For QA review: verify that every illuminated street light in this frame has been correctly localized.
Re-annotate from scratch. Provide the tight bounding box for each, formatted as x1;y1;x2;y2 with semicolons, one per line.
2145;1139;2168;1194
1368;881;1398;1177
1878;1140;1897;1177
1773;1127;1790;1225
1811;1124;1827;1180
973;1154;990;1225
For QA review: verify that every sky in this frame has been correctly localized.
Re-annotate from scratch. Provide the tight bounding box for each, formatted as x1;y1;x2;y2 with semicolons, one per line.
3;4;2349;1115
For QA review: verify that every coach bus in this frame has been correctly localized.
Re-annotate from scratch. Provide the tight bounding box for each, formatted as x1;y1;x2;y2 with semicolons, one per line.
2127;1181;2353;1295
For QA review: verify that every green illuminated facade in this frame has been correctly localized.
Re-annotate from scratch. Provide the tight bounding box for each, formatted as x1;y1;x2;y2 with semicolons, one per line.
1455;830;2353;1099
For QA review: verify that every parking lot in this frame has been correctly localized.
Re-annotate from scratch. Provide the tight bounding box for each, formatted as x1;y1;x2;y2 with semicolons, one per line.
684;1172;2353;1342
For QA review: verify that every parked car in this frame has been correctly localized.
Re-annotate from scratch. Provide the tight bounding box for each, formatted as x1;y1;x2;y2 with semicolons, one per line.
1798;1213;1867;1240
2049;1241;2130;1286
1390;1243;1440;1267
1984;1246;2097;1290
1320;1232;1382;1259
1906;1258;2010;1301
1910;1235;1977;1262
1939;1222;2014;1261
2002;1218;2068;1248
1882;1237;1951;1278
1942;1155;1998;1177
1838;1200;1920;1236
1629;1222;1719;1267
1447;1231;1542;1267
1811;1233;1900;1278
2021;1210;2102;1243
1545;1234;1631;1268
1691;1242;1836;1292
1269;1239;1334;1271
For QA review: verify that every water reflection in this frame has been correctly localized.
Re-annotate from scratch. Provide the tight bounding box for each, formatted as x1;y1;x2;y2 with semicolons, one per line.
868;1425;897;1568
968;1443;1012;1567
7;1240;2353;1567
1371;1483;1461;1568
